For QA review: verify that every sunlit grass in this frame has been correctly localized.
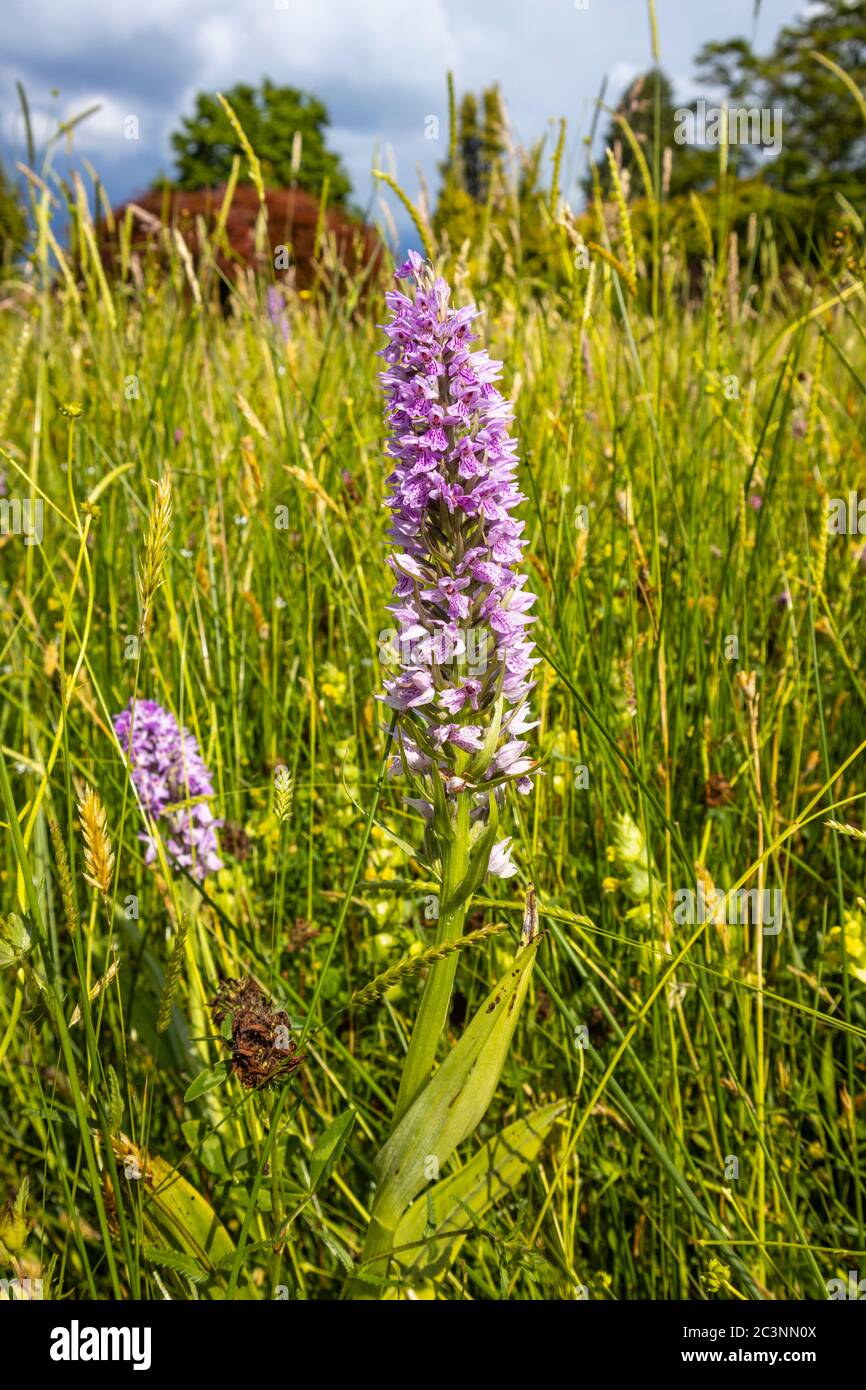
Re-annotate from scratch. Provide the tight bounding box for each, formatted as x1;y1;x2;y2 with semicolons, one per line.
1;154;865;1300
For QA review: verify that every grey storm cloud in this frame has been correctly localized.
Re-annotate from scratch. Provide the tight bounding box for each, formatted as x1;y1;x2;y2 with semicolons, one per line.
9;42;196;108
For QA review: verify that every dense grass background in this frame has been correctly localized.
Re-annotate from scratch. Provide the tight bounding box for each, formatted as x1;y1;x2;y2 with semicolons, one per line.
1;171;865;1300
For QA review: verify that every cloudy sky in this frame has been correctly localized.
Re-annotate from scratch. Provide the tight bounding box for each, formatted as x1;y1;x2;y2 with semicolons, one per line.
2;0;806;242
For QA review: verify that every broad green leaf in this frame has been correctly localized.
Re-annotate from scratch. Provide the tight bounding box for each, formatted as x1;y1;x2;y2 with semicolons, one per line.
112;1135;235;1282
184;1059;231;1102
309;1108;356;1193
394;1100;565;1281
371;938;540;1231
229;1182;273;1213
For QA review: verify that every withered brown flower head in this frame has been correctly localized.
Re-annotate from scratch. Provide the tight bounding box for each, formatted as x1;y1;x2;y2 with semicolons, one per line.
210;977;304;1090
703;774;734;808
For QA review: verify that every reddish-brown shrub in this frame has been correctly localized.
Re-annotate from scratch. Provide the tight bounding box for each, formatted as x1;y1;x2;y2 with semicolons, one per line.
99;184;382;291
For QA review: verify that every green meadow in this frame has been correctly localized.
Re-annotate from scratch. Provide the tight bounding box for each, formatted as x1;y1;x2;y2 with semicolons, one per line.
1;85;866;1301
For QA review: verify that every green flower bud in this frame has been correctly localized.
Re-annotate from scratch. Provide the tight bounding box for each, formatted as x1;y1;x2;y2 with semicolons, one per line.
0;1178;29;1256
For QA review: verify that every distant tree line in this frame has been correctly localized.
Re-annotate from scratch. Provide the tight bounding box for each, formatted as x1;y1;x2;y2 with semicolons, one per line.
1;0;863;269
432;0;866;273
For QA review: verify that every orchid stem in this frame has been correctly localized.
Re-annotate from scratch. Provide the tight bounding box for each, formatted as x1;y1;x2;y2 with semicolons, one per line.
391;795;471;1126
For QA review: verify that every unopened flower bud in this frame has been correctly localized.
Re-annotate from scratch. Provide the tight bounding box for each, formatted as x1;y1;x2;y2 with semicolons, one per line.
0;1178;29;1255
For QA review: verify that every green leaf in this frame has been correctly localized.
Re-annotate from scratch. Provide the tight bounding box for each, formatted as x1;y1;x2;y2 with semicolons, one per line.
370;818;418;859
113;1136;235;1281
300;1210;355;1272
229;1183;273;1213
184;1059;231;1103
143;1244;208;1284
371;937;541;1232
181;1120;228;1175
309;1108;356;1193
394;1101;565;1280
428;755;453;834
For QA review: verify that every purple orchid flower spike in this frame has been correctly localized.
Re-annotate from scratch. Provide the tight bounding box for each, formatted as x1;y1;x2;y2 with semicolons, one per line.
376;251;540;1124
113;699;223;881
380;252;540;883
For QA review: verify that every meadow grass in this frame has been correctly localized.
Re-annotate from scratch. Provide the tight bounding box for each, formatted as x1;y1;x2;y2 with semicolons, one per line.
1;165;865;1301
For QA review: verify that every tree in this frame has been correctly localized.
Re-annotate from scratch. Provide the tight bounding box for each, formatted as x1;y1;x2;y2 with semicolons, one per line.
458;93;484;203
694;0;866;202
433;81;509;244
432;77;557;290
166;79;352;202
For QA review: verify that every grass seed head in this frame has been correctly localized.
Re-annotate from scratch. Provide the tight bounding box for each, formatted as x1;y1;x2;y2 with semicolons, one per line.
274;764;294;823
138;470;173;634
78;786;115;897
